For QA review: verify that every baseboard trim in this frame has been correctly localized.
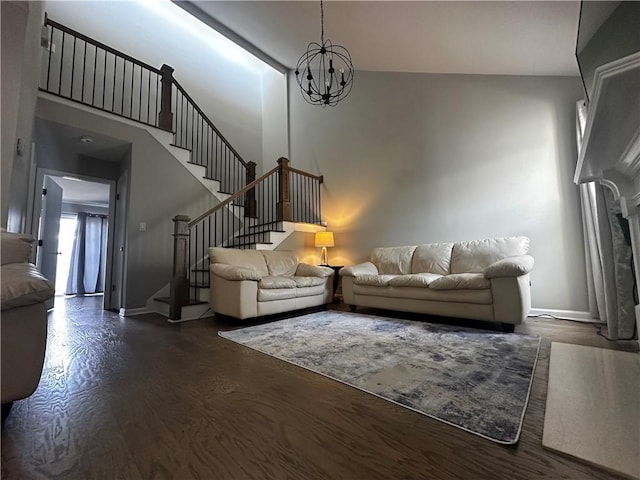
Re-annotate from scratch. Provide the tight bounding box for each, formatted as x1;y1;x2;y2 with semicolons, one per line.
529;308;601;323
119;307;152;317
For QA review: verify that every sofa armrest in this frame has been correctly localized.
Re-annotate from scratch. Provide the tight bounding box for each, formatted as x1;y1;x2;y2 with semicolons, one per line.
296;263;334;278
339;262;379;277
484;255;534;279
1;263;54;309
210;264;263;282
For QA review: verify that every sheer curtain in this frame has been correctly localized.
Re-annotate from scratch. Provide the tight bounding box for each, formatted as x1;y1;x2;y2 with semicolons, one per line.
66;212;109;295
576;101;635;339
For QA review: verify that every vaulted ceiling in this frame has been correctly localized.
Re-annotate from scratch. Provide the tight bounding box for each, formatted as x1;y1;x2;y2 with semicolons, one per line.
184;1;582;76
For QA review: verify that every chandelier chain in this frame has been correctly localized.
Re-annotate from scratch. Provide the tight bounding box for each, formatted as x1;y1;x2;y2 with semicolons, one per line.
320;0;325;44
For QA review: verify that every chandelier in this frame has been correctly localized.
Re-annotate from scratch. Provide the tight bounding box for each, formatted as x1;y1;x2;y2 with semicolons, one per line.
294;0;354;107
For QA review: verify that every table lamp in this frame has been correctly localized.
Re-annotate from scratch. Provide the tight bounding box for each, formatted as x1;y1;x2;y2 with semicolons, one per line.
315;231;334;266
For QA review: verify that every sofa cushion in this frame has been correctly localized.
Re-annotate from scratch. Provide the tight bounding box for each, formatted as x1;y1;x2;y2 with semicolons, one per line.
353;274;398;287
209;247;269;276
371;246;416;274
450;236;530;274
262;250;298;277
258;288;296;302
291;276;326;288
1;230;34;265
388;273;442;288
352;284;492;305
411;243;454;275
295;284;326;298
429;273;490;290
1;263;54;310
259;276;297;289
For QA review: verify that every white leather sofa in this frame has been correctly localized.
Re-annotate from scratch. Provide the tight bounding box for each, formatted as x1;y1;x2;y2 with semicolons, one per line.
340;236;534;332
208;248;335;320
1;230;54;421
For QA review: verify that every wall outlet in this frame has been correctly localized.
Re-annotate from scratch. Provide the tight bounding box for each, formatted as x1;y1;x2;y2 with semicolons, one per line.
139;222;146;232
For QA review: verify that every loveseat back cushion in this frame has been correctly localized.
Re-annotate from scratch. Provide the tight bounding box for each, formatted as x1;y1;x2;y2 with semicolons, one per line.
1;230;34;265
411;243;454;275
262;250;298;277
209;247;269;276
450;236;530;274
371;246;416;274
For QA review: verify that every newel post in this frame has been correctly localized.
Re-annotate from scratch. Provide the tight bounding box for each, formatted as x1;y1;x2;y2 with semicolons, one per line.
245;161;257;218
158;64;174;131
277;157;292;221
169;214;190;320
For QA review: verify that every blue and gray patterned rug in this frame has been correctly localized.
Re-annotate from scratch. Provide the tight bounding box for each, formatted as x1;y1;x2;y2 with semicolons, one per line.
219;310;540;444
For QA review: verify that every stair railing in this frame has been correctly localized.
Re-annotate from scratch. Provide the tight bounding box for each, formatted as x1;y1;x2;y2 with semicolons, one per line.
41;15;165;129
37;18;326;320
39;15;251;194
170;158;324;319
170;77;249;195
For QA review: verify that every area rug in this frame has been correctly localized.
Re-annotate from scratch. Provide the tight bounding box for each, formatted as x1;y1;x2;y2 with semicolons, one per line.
543;342;640;479
219;310;540;444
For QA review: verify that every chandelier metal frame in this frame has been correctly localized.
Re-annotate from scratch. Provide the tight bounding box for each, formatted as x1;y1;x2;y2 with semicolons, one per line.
294;0;354;107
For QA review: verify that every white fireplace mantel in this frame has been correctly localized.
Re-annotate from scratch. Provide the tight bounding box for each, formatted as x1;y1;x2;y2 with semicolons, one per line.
574;51;640;341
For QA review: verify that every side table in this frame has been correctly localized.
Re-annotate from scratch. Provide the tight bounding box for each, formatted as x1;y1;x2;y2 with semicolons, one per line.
321;265;343;301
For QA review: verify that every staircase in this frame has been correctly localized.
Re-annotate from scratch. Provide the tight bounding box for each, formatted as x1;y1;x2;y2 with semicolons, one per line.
162;157;326;321
40;17;327;321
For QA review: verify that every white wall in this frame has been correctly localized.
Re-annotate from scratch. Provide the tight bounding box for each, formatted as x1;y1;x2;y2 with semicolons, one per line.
36;96;219;309
290;71;588;313
43;0;266;169
261;69;289;172
1;1;44;231
7;1;288;310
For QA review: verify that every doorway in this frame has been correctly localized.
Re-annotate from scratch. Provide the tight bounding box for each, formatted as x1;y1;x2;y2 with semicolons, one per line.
55;212;109;297
33;172;116;310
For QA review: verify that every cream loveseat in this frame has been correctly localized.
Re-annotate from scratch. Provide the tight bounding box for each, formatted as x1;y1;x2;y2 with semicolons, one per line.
340;236;533;332
1;230;54;421
209;248;335;320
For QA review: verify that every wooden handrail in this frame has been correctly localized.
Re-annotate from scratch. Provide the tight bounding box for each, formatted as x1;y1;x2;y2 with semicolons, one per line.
172;78;248;167
188;165;279;227
45;16;162;75
188;163;322;227
286;166;324;183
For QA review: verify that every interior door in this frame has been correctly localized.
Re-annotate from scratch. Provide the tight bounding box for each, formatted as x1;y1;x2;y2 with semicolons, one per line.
37;176;63;310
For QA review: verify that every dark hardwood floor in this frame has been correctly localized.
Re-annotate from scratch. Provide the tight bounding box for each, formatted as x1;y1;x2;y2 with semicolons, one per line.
1;296;637;480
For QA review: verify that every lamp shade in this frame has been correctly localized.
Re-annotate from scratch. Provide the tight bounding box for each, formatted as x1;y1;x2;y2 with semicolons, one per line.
315;231;335;248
